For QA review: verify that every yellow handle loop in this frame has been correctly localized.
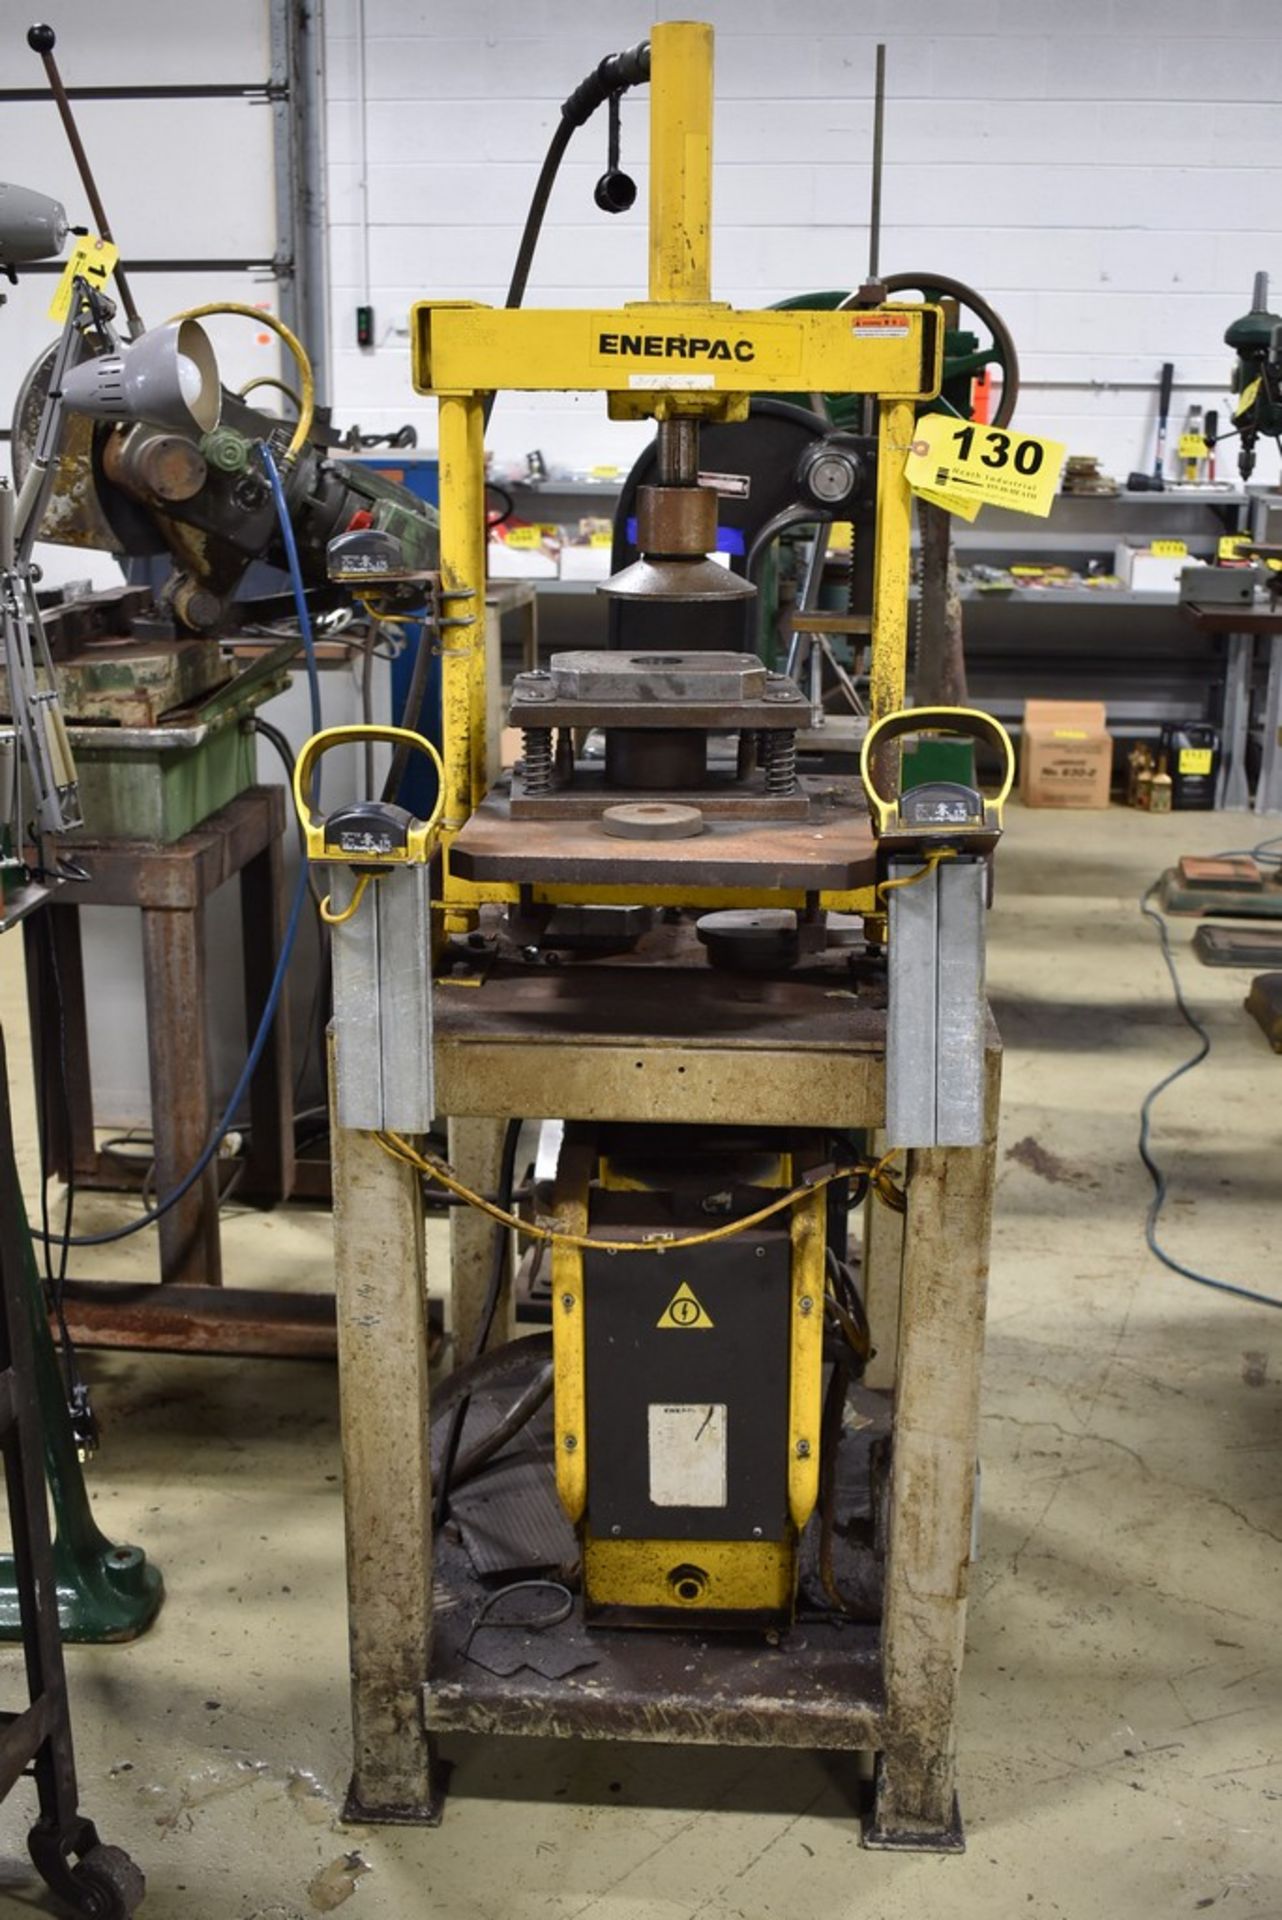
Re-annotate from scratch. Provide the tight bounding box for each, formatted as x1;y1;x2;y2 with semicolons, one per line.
860;704;1016;834
291;725;447;861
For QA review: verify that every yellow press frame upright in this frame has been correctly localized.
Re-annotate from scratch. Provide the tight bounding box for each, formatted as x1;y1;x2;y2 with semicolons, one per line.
415;22;941;927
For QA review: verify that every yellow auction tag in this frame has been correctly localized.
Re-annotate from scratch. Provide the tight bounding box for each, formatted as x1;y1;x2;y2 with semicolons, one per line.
1177;432;1206;459
1151;539;1187;557
589;530;613;547
1219;534;1250;560
1235;377;1261;419
905;414;1065;518
1179;748;1213;775
502;526;545;550
47;234;119;324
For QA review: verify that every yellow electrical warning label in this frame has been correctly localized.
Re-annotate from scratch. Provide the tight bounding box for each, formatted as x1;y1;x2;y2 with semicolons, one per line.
47;235;119;325
657;1282;714;1330
905;413;1066;518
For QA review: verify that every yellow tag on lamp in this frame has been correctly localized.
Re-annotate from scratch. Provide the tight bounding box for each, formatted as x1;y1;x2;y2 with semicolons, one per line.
47;235;119;324
904;414;1065;518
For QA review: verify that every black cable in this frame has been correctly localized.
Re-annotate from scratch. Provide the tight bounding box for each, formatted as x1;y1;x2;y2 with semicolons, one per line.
461;1579;574;1663
1139;863;1282;1309
481;39;651;433
437;1359;554;1500
253;715;333;1106
485;482;515;531
381;616;435;807
252;718;305;854
433;1118;523;1529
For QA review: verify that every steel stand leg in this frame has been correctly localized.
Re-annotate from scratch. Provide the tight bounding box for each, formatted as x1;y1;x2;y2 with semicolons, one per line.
331;1073;438;1823
868;1073;998;1850
1254;632;1282;816
140;901;220;1286
1218;631;1254;810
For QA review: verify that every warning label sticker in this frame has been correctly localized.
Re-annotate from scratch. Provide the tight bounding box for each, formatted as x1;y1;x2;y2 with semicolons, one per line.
656;1281;714;1330
648;1403;727;1506
849;313;911;337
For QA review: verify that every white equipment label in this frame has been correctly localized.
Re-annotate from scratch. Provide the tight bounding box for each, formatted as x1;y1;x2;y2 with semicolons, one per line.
628;372;715;389
648;1403;727;1507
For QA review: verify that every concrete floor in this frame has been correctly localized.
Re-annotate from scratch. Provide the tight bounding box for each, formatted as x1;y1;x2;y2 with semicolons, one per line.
0;801;1279;1919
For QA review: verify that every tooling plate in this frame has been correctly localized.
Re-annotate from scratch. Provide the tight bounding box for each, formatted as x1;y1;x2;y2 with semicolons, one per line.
450;778;874;890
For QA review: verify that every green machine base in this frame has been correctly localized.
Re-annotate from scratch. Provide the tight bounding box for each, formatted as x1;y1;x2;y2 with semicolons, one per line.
0;1124;164;1643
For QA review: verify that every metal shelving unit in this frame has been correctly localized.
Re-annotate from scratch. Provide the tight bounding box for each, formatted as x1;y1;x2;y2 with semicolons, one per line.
496;480;1275;746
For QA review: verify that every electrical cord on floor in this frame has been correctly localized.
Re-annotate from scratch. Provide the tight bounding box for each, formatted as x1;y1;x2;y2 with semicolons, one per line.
433;1118;524;1531
461;1579;574;1665
1139;843;1282;1310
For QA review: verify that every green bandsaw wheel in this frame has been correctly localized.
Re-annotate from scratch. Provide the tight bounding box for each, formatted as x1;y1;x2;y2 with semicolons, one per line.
771;273;1020;429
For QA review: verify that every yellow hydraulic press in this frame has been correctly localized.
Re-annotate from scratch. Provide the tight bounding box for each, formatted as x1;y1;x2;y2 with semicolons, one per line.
318;19;1006;1854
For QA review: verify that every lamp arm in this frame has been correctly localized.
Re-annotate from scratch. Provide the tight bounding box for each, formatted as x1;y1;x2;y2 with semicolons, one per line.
13;282;94;567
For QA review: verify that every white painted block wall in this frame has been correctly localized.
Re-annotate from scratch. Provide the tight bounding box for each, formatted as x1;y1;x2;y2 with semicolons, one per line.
322;0;1282;485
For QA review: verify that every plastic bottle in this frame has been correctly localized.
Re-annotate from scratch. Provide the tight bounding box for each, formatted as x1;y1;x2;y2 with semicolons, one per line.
1150;753;1173;814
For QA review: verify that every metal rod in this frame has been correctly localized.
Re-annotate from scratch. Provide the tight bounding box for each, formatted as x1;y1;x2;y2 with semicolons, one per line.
868;43;886;282
10;257;278;276
656;418;699;487
26;25;144;336
1;82;281;102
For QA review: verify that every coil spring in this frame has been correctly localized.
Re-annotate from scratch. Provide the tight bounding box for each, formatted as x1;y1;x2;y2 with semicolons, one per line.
522;727;553;794
764;730;798;796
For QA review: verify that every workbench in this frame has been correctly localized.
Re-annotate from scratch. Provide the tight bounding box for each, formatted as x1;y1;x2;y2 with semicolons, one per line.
329;957;1000;1846
1178;600;1282;813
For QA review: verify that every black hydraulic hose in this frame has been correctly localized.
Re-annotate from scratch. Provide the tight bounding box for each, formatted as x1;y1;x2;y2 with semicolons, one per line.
482;39;651;431
381;615;434;805
438;1359;554;1500
433;1118;524;1528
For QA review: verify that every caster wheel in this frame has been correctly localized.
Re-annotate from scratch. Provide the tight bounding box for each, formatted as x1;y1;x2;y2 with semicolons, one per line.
71;1844;146;1918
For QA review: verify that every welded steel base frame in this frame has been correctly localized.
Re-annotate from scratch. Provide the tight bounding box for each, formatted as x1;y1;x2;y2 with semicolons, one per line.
22;788;322;1358
329;978;1000;1852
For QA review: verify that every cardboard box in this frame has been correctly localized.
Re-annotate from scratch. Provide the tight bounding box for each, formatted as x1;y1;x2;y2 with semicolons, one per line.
1019;699;1113;808
1114;543;1209;594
